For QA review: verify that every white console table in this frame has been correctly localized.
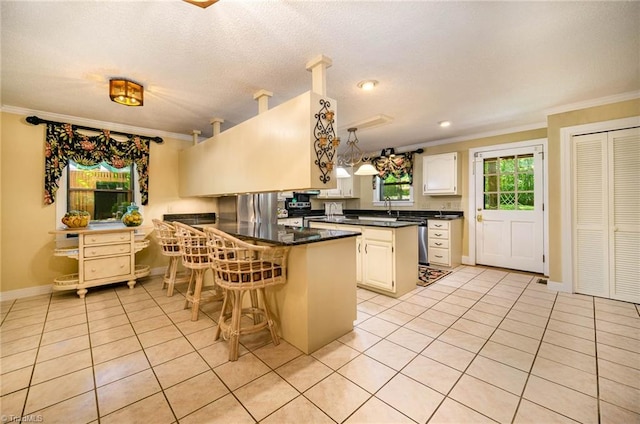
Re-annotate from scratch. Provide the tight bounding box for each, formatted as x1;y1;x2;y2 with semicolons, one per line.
50;225;150;298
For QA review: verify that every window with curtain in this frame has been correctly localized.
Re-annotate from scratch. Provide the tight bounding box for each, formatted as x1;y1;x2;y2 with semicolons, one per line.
372;152;415;203
44;123;150;209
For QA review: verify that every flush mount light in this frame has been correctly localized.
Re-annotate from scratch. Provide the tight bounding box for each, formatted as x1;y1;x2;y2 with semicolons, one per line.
357;80;378;91
183;0;219;8
439;120;451;128
109;79;143;106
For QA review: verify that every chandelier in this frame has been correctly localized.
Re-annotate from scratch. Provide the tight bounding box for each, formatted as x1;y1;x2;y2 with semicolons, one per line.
339;128;377;176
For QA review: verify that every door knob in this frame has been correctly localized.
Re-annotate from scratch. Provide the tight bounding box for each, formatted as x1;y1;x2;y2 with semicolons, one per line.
477;215;483;222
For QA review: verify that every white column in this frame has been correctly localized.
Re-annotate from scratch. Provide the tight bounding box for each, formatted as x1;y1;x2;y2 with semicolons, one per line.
253;89;273;114
210;118;224;136
305;54;333;96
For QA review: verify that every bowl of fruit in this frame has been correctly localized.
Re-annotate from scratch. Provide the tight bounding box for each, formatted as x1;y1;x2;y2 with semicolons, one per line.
122;203;143;227
62;210;91;229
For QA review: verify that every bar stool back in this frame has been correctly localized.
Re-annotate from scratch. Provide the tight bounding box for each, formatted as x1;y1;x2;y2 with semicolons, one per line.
174;222;223;321
152;219;192;297
204;226;289;361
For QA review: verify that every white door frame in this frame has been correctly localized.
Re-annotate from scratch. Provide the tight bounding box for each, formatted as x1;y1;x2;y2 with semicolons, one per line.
558;116;640;293
466;138;549;276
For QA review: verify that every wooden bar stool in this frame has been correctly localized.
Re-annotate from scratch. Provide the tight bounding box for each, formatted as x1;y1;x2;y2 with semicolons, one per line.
204;227;289;361
152;219;193;297
174;222;223;321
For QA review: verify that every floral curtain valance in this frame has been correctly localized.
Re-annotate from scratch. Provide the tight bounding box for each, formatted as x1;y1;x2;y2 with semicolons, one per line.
371;152;415;183
44;123;150;205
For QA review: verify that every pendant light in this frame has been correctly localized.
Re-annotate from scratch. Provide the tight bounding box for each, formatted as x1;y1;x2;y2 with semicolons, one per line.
339;127;378;176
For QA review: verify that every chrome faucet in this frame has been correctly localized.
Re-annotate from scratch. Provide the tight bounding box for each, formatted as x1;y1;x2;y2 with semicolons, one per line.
384;196;392;216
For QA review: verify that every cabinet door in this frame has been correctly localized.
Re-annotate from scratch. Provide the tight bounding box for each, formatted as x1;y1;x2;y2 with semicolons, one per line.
423;153;458;195
363;239;394;291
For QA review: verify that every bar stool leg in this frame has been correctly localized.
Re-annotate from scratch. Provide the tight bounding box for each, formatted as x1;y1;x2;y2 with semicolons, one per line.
260;288;280;346
249;290;262;325
166;257;179;297
189;269;206;321
228;290;244;361
214;289;230;341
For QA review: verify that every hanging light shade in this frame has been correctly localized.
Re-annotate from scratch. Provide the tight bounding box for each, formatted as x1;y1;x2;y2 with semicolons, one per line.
109;79;143;106
336;166;351;178
354;163;378;176
183;0;219;8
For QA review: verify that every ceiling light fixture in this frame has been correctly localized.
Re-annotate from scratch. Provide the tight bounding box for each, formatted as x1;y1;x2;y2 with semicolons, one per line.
439;120;451;128
109;79;143;107
357;80;378;91
339;127;378;176
183;0;219;8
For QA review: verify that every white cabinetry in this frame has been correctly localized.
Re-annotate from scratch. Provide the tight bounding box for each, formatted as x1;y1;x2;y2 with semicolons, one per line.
318;168;359;198
427;219;462;268
309;221;417;297
423;152;460;195
278;217;303;227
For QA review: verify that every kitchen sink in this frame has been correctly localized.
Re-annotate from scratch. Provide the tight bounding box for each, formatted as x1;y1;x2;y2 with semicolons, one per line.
433;214;460;219
358;216;397;222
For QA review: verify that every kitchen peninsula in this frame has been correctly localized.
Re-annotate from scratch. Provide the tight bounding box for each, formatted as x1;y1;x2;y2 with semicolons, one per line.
198;220;359;354
309;217;419;298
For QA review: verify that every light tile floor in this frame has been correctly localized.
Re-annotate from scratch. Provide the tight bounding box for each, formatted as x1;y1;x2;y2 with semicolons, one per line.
1;266;639;423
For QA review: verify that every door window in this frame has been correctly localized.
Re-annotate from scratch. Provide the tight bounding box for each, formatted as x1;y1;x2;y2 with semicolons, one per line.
483;154;534;210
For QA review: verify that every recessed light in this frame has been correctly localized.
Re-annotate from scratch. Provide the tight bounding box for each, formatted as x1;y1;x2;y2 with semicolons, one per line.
357;80;378;91
439;121;451;128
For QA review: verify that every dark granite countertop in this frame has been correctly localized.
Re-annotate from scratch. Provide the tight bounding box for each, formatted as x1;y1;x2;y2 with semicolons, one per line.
196;220;359;246
307;217;419;228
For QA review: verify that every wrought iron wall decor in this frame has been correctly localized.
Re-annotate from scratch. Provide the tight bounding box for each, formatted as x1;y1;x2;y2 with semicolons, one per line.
313;99;339;183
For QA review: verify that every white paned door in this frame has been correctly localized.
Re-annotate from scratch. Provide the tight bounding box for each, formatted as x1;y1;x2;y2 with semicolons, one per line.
475;145;544;273
573;127;639;303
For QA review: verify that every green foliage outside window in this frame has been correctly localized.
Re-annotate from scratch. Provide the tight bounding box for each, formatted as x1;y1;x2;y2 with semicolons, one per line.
483;154;534;210
378;173;412;201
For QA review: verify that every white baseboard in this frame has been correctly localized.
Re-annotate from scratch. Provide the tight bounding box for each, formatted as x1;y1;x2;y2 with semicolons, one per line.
546;279;571;293
461;256;474;266
0;284;53;302
0;266;168;302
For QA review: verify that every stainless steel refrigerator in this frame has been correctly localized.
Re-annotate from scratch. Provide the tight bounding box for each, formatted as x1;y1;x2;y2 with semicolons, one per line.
218;193;278;224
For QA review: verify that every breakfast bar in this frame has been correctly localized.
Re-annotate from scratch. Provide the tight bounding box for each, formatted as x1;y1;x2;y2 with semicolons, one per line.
199;220;359;354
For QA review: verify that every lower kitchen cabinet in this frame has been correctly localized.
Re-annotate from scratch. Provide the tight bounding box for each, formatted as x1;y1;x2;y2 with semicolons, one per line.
310;221;417;297
427;218;462;267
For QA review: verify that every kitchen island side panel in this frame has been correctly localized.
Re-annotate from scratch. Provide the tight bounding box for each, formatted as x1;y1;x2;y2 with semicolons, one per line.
271;236;357;354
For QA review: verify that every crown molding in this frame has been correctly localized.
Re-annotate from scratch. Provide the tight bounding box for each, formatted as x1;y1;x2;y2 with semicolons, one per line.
545;91;640;116
398;121;547;153
1;105;194;142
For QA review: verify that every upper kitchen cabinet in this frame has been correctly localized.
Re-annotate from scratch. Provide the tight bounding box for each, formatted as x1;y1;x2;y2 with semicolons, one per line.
422;152;460;195
317;167;360;198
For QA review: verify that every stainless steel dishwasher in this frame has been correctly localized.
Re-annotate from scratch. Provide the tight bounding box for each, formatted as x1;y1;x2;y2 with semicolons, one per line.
399;217;429;265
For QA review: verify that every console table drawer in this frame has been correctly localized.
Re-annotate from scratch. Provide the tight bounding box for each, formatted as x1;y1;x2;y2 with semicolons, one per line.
84;243;131;258
84;256;131;281
83;232;132;245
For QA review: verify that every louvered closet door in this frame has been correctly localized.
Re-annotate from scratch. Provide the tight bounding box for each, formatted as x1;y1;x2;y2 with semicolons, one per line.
573;127;640;303
609;128;640;303
573;133;608;297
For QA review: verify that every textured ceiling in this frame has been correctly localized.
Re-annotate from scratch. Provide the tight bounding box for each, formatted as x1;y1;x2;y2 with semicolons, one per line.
2;1;639;154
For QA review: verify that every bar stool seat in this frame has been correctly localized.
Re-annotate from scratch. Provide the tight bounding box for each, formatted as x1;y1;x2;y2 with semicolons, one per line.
204;226;289;361
152;219;192;297
174;222;223;321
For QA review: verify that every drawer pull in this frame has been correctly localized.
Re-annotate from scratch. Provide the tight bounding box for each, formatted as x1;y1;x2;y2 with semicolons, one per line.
435;224;443;227
435;242;442;246
435;233;442;237
91;268;96;272
435;255;443;258
90;238;96;242
91;250;96;255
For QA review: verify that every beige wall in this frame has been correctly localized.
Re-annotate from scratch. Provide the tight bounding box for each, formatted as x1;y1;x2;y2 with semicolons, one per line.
0;111;217;294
